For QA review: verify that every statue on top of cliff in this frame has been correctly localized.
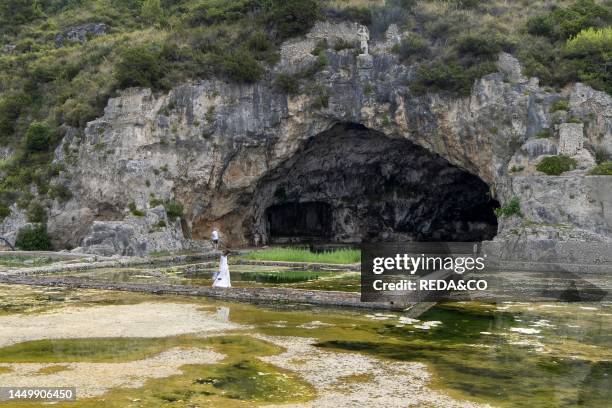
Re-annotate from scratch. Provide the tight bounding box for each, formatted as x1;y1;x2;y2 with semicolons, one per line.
357;25;370;56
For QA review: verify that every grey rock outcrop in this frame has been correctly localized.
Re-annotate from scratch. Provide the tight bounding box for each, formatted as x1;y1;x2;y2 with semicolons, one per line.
55;23;109;47
77;206;184;256
0;205;30;247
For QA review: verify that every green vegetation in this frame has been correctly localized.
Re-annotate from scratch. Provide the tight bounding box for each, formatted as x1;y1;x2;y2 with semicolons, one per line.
0;334;314;406
14;225;52;251
128;202;145;217
495;197;522;218
0;203;10;221
239;271;325;283
26;201;47;223
0;255;54;268
536;129;551;138
243;247;360;264
0;0;322;212
521;0;611;93
276;73;300;94
536;155;578;175
588;161;612;175
163;200;183;220
551;99;570;112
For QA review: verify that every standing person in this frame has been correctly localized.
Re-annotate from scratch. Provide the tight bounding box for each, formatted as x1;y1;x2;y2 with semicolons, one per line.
213;249;231;288
211;228;220;250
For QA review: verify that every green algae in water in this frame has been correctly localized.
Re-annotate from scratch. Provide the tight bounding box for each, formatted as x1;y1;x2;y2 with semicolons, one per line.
0;336;314;408
312;303;612;407
1;285;611;407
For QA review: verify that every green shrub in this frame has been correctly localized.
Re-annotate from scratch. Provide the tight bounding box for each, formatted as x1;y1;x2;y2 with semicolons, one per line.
26;202;46;223
0;204;10;220
332;6;372;26
15;225;52;251
247;31;272;53
0;0;41;33
188;0;258;26
164;200;183;220
564;27;612;94
396;34;429;62
526;15;554;37
0;93;30;141
494;198;522;218
155;220;167;228
526;0;610;41
218;49;263;83
149;198;164;207
311;92;329;109
25;123;53;152
333;38;355;51
115;46;166;90
413;60;496;96
551;100;570;112
457;35;503;58
128;202;145;217
536;129;551;139
48;184;73;202
588;162;612;175
141;0;164;25
536;155;578;175
276;73;299;94
595;149;610;165
270;0;320;40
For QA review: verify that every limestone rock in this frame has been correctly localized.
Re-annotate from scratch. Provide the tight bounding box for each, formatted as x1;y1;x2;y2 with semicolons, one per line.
0;205;29;247
79;207;184;256
55;23;109;47
5;23;607;255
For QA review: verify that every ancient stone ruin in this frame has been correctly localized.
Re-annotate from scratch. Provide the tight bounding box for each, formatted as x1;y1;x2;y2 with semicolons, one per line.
558;123;584;156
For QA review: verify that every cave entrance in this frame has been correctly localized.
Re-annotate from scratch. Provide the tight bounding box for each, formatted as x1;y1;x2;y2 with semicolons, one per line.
266;202;333;243
249;123;499;245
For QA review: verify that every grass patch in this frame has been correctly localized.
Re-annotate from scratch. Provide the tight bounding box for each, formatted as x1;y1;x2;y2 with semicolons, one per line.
238;271;326;283
536;155;578;175
0;256;54;267
242;247;360;264
588;162;612;175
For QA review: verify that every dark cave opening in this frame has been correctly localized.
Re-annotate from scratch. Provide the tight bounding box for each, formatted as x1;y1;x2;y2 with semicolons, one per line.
250;123;499;244
266;202;333;240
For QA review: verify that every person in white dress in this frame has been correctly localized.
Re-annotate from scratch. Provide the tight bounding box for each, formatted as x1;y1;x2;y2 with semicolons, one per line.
213;249;231;288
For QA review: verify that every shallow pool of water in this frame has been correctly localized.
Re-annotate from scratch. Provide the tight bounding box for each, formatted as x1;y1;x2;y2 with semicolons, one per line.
0;285;609;407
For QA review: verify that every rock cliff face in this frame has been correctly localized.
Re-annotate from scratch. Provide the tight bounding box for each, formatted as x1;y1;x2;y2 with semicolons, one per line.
30;22;612;255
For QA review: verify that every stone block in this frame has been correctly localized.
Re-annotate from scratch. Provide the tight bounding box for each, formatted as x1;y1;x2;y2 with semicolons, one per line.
558;123;584;156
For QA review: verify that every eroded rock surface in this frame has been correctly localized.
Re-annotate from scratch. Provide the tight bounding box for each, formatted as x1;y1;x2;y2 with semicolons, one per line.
27;21;612;254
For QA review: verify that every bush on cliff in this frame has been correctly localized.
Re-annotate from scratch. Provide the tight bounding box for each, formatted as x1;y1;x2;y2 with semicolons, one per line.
164;200;183;220
495;198;522;218
25;123;53;153
15;225;52;251
115;46;166;90
588;162;612;175
536;155;578;175
564;27;612;94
